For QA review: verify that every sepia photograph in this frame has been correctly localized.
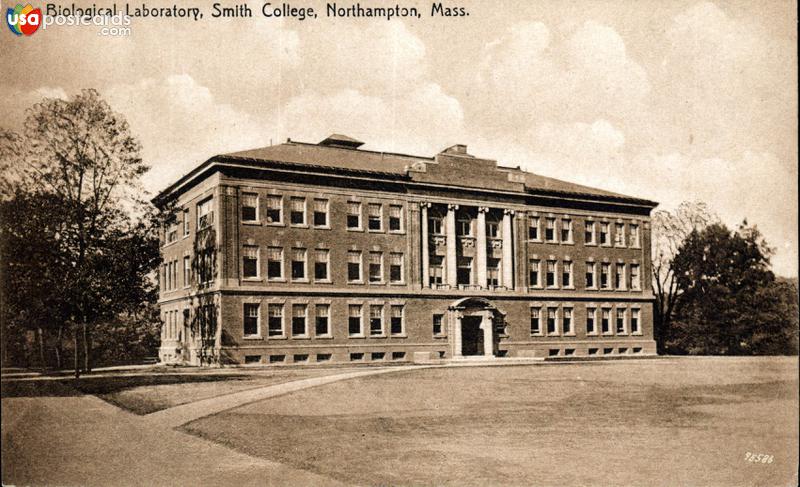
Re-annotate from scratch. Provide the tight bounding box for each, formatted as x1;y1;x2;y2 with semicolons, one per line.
1;0;798;485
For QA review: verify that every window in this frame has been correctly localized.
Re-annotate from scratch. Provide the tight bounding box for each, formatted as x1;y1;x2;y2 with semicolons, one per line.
267;247;283;280
615;263;626;290
586;307;597;334
242;193;258;222
630;224;640;247
347;251;362;282
631;309;641;334
294;354;309;363
433;314;444;336
529;216;540;240
314;249;329;281
291;304;307;336
545;218;556;242
630;264;641;290
389;253;404;283
529;259;540;287
429;256;444;285
487;258;500;287
563;308;573;334
197;198;213;229
268;304;283;337
371;352;385;361
266;195;282;224
615;223;626;246
245;355;261;364
348;304;363;336
243;245;259;279
546;260;557;288
269;354;285;363
616;308;626;334
166;223;178;244
317;353;332;362
586;262;596;289
429;216;443;235
601;308;611;334
347;201;361;229
369;304;383;336
530;307;541;335
183;256;191;286
585;220;595;244
547;307;557;334
561;219;573;243
600;263;611;290
389;205;403;232
562;261;573;288
368;252;383;283
290;197;306;225
487;221;499;238
313;199;329;227
350;352;365;361
243;303;259;336
390;305;404;335
457;219;472;237
315;304;330;336
599;222;610;245
291;248;307;281
367;203;382;231
392;351;406;360
457;257;472;286
183;209;190;236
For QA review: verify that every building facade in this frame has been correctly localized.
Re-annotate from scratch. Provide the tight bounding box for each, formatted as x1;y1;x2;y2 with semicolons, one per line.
155;135;658;365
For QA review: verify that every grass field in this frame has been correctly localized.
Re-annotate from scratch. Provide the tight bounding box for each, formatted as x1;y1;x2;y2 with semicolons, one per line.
183;357;799;486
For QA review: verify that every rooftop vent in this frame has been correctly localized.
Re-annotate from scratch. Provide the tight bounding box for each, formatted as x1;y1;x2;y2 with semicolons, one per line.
319;134;365;149
442;144;471;156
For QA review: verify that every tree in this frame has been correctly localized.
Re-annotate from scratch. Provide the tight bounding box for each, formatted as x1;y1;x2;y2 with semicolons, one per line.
651;201;719;352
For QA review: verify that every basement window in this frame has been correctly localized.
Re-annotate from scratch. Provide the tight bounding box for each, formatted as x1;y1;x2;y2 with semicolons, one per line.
244;355;261;364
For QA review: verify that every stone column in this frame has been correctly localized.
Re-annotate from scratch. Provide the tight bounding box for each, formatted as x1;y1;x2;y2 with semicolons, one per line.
481;311;494;357
502;209;515;289
451;309;463;358
446;204;459;288
420;202;430;288
476;206;488;288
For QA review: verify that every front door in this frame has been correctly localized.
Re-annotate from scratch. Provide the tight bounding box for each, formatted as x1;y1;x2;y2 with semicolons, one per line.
461;316;484;356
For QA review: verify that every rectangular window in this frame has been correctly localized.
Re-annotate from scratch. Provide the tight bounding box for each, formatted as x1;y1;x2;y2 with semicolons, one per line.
389;253;404;283
347;251;362;282
563;308;573;335
528;217;540;240
600;263;611;289
166;223;178;244
630;224;640;247
315;304;330;336
368;252;383;283
268;304;283;337
390;305;404;335
314;249;329;281
545;218;556;242
429;216;443;235
457;219;472;237
586;307;597;335
561;219;573;243
585;220;595;244
631;309;641;334
429;256;444;285
183;256;191;286
367;203;382;231
290;197;306;225
291;304;307;337
266;195;282;224
457;257;472;286
615;263;626;290
615;223;626;246
586;262;595;289
242;193;258;222
529;259;540;287
487;221;499;238
602;308;611;334
197;198;214;229
183;209;190;236
433;314;444;336
547;307;557;335
347;201;361;229
291;248;306;281
599;222;609;245
530;307;541;335
546;260;557;288
562;261;573;288
616;308;626;334
243;245;259;279
243;303;259;336
348;304;362;336
267;247;283;280
369;304;383;336
630;264;641;290
389;205;403;232
487;258;500;287
313;198;329;227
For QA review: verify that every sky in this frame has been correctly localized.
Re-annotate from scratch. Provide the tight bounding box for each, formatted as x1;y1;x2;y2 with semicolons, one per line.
1;0;797;276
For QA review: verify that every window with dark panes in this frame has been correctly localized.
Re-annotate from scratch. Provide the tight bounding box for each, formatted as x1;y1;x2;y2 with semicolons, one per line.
313;198;328;227
289;197;305;225
367;203;382;231
389;253;403;283
243;246;259;278
243;303;259;336
368;252;383;283
242;193;258;222
314;249;329;281
347;201;361;229
388;205;402;231
347;251;362;282
268;304;283;337
369;304;383;336
390;305;404;335
315;304;330;336
291;304;307;336
291;248;306;280
266;195;282;223
348;304;362;336
267;247;282;280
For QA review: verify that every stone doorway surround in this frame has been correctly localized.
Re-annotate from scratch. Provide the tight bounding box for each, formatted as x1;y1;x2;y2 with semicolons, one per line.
448;297;505;358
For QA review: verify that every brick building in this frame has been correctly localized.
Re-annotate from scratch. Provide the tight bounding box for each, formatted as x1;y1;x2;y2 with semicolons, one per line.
155;134;658;365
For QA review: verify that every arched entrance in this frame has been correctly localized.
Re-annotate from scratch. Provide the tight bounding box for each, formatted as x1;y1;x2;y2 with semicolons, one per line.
448;297;505;358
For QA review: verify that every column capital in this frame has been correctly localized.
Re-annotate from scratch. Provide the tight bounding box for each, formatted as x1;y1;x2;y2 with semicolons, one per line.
448;204;460;211
504;208;516;216
478;206;490;213
419;201;431;209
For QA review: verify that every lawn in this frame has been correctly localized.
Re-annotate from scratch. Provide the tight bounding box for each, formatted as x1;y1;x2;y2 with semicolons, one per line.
182;357;799;486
